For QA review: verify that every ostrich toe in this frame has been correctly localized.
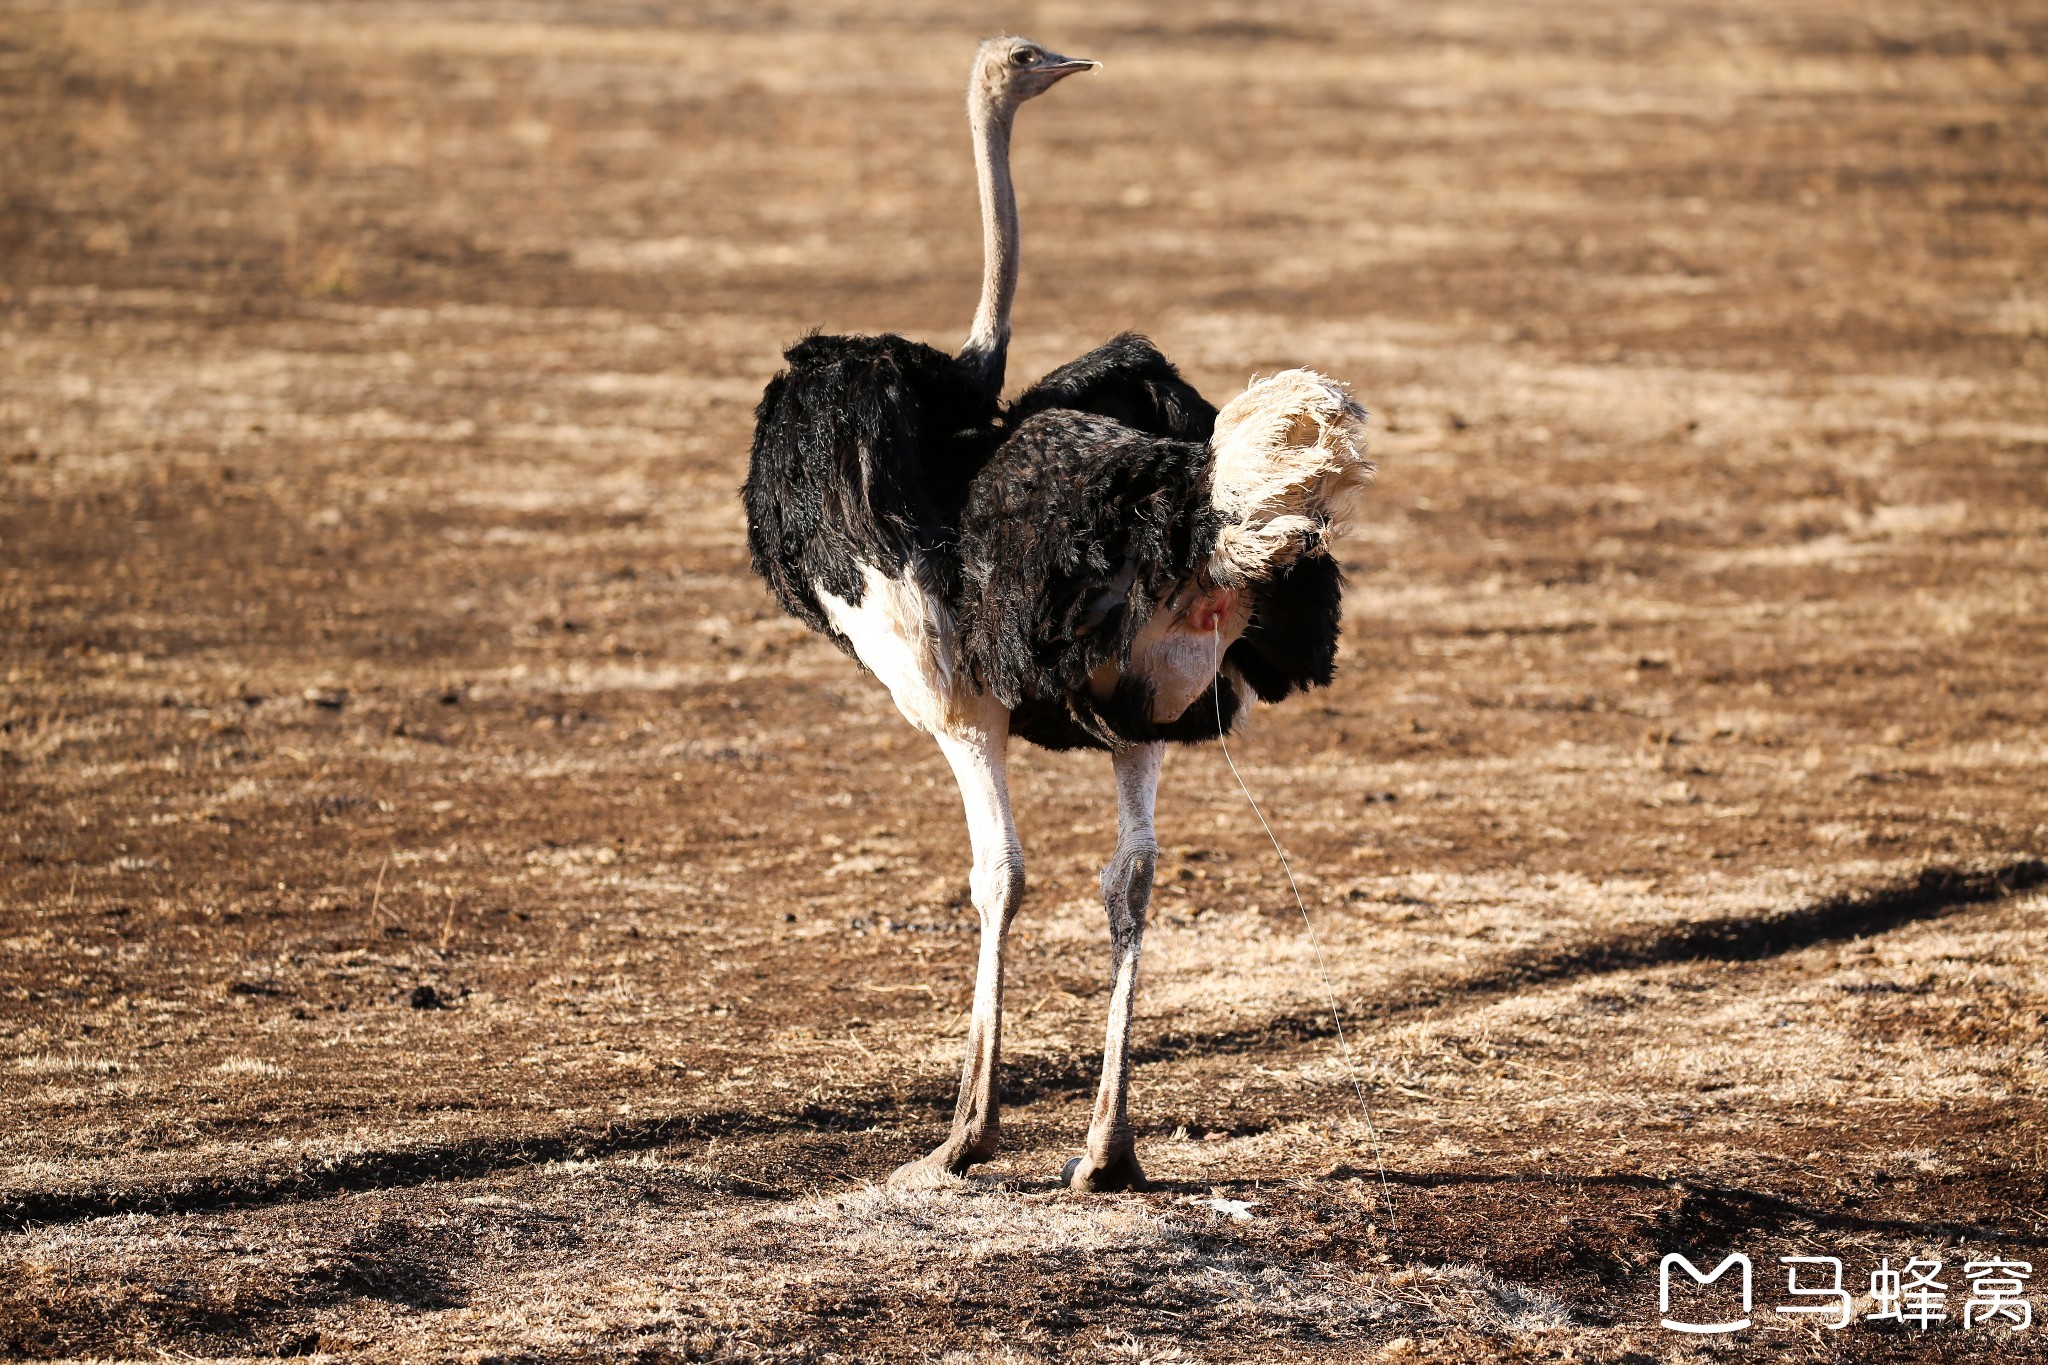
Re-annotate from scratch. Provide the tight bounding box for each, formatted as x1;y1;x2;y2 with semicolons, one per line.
1062;1148;1147;1193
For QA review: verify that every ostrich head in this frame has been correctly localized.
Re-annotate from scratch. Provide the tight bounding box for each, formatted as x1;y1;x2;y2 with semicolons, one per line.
969;37;1097;115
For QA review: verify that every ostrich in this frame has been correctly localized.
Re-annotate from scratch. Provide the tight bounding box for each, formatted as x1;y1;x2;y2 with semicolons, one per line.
743;37;1374;1190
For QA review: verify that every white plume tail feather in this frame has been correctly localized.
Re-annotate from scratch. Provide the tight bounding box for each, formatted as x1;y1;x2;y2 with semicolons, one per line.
1205;368;1374;586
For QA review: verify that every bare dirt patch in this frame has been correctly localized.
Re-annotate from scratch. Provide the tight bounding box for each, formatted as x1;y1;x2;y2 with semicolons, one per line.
3;1;2044;1359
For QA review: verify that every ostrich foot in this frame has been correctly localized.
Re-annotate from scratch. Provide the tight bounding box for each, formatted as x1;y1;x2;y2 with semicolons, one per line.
888;1135;993;1188
1062;1147;1147;1193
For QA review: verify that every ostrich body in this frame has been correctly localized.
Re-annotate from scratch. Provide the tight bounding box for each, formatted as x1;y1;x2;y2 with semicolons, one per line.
743;38;1373;1189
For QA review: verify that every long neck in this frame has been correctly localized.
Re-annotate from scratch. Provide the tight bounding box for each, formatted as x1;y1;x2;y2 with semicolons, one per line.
959;98;1018;398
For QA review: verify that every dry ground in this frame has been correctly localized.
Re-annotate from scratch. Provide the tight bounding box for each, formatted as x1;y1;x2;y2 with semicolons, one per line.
3;0;2046;1360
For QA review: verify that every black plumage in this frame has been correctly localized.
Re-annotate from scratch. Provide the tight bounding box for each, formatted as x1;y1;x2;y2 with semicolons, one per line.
743;333;1000;652
1007;332;1218;444
953;408;1344;751
743;330;1239;678
955;410;1214;749
744;323;1355;748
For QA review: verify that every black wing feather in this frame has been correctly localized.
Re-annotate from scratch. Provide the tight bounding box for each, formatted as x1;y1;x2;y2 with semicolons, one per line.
1008;333;1218;443
743;333;999;647
956;411;1218;740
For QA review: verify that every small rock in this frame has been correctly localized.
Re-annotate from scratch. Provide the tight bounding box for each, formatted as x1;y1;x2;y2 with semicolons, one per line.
303;686;348;710
408;985;446;1010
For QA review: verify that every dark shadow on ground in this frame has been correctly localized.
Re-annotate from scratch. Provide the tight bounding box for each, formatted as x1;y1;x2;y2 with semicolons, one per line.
1130;857;2048;1064
8;860;2038;1234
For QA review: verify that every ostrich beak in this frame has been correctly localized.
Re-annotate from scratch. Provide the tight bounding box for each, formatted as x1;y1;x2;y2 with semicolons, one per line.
1040;54;1099;80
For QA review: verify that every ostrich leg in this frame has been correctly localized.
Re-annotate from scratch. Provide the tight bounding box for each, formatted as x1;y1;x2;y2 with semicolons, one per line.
890;703;1024;1185
1065;740;1164;1192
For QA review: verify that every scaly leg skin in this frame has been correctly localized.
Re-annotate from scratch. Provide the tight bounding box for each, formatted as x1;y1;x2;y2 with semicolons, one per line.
890;706;1023;1187
1064;741;1163;1193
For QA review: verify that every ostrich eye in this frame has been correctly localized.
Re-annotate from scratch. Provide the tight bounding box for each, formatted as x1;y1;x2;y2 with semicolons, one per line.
1011;48;1038;67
